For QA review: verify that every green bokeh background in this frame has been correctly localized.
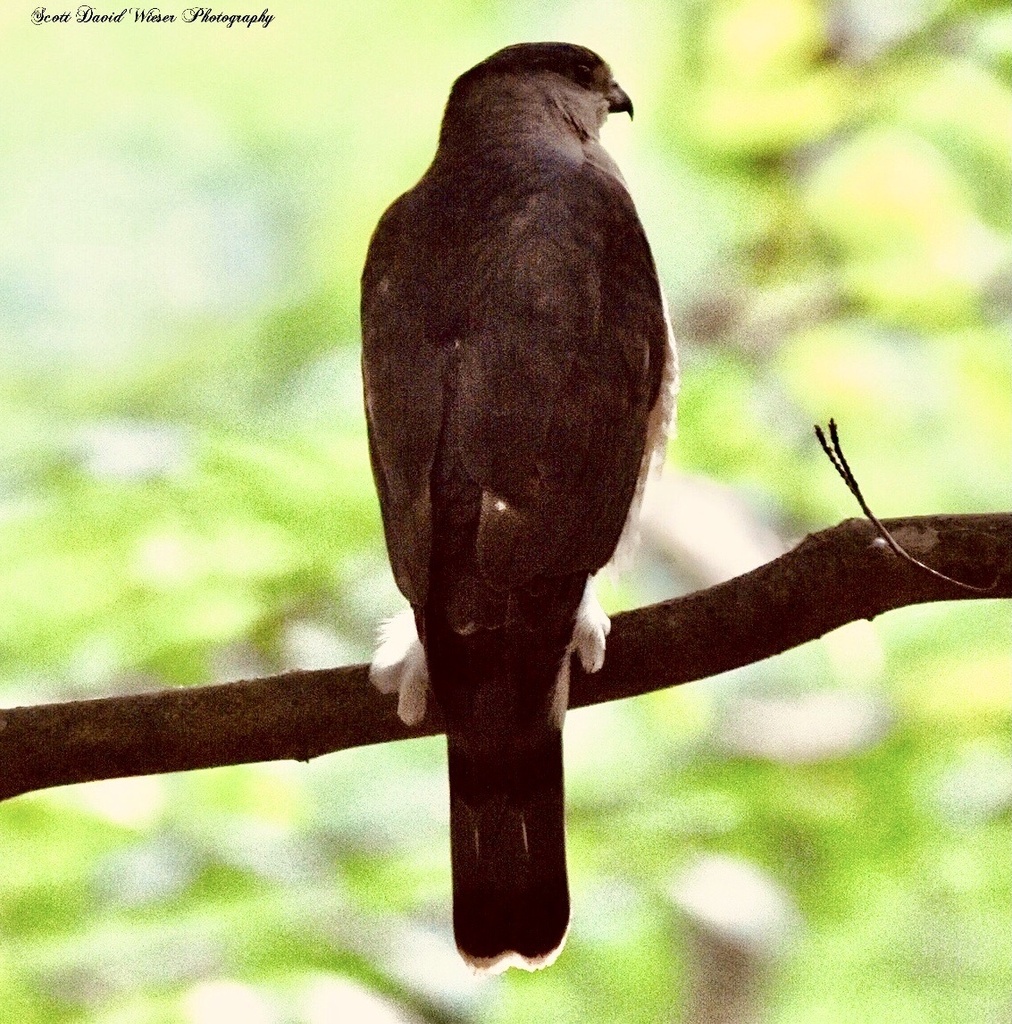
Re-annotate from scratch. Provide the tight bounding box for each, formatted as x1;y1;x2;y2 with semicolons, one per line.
1;1;1008;1021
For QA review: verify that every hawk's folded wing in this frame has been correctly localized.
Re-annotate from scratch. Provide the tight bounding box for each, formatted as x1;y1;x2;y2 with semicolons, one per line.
362;156;668;606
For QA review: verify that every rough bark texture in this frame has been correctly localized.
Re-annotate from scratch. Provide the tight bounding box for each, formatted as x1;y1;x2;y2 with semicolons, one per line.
1;514;1008;802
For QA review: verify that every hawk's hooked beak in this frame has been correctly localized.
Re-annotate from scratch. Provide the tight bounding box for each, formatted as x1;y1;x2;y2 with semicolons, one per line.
607;81;633;119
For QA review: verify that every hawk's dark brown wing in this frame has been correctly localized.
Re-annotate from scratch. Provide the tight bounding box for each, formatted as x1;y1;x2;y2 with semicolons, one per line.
362;157;668;607
361;188;450;608
456;160;667;587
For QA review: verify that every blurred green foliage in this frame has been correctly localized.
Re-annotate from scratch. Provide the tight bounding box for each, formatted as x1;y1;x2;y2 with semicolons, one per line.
0;1;1008;1022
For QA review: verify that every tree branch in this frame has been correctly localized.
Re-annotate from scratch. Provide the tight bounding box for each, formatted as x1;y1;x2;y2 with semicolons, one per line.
2;513;1008;803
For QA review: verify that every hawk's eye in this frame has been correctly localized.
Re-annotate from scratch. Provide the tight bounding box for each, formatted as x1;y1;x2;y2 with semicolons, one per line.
573;62;594;87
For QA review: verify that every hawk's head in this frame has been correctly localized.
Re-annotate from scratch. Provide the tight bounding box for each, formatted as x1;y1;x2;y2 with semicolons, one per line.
443;42;633;145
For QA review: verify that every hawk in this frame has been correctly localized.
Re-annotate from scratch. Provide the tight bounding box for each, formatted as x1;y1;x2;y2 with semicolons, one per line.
361;42;677;973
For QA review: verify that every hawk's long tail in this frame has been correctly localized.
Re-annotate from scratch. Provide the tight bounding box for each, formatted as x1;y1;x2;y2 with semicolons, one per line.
447;728;569;972
424;567;588;972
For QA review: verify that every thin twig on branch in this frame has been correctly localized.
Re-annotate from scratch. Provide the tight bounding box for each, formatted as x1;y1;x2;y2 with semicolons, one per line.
815;420;995;592
1;513;1008;803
